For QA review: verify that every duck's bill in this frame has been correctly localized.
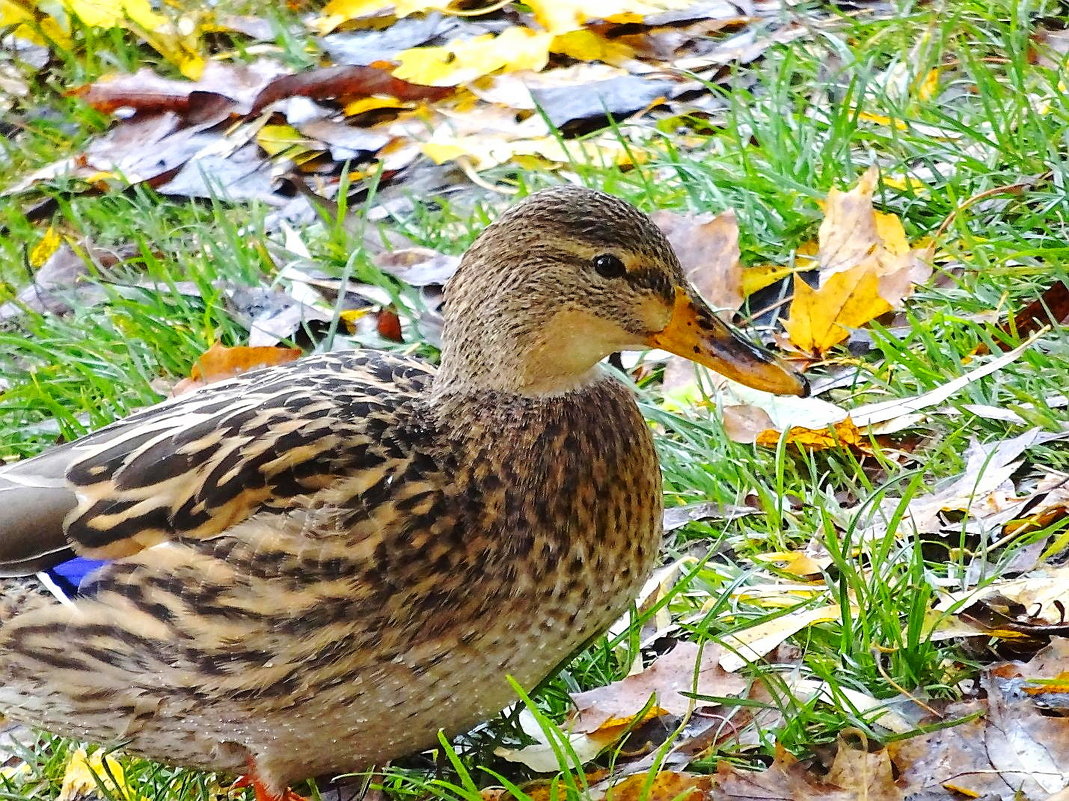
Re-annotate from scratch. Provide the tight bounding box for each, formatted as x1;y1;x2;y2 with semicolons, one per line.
647;287;808;397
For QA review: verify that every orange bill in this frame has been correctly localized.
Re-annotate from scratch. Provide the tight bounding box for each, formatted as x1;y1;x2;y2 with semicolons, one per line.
647;287;808;396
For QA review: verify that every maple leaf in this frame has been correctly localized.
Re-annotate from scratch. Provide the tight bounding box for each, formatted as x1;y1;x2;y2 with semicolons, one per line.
783;167;932;354
783;263;892;352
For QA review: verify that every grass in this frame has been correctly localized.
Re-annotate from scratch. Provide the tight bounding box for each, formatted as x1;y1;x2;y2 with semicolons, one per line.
2;0;1068;798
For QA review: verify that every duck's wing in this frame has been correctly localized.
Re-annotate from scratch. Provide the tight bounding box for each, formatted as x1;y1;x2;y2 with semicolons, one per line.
0;351;436;575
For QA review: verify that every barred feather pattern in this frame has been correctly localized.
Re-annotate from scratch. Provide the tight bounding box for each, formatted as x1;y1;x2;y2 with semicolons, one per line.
0;350;661;792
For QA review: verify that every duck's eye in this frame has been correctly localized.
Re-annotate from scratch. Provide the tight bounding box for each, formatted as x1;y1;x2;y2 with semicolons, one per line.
592;253;626;279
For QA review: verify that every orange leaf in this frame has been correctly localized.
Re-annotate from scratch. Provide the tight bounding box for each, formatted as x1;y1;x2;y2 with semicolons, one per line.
186;342;302;386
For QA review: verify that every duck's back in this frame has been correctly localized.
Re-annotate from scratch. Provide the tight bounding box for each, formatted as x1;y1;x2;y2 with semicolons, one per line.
0;354;662;787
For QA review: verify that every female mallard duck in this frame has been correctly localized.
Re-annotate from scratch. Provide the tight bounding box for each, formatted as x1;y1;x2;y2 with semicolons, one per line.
0;186;804;800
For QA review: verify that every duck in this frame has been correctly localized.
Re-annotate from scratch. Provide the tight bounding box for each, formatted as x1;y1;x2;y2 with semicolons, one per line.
0;186;805;801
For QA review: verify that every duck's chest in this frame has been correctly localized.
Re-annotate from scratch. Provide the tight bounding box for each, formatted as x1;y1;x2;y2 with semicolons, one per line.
433;376;663;626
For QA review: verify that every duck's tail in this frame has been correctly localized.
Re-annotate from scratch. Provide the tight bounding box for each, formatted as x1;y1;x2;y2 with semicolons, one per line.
0;446;79;576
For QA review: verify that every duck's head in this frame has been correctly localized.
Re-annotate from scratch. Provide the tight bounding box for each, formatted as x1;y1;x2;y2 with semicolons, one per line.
436;186;806;398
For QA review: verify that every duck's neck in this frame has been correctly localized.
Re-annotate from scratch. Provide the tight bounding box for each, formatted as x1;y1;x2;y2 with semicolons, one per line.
433;342;605;398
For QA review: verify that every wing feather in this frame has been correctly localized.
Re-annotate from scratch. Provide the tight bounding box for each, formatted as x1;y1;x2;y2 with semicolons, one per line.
0;351;435;571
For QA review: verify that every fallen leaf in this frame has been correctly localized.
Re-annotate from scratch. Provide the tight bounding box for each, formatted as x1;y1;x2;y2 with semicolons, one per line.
850;336;1038;427
58;747;139;801
825;737;902;800
602;771;710;801
784;264;892;353
890;667;1069;799
784;167;932;354
172;342;303;395
530;75;679;129
755;417;864;450
0;242;120;322
719;604;849;672
819;166;912;280
525;0;693;36
71;59;285;116
393;28;555;86
373;247;460;286
976;280;1069;355
887;427;1068;538
28;224;63;268
937;566;1069;628
249;64;452;113
711;746;857;801
573;641;746;734
376;307;403;341
662;502;759;531
651;209;742;317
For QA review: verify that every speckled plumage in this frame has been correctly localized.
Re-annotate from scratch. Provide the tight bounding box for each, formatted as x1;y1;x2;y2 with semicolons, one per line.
0;187;803;799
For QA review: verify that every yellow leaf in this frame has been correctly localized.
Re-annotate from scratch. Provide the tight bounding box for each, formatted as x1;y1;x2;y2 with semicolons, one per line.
783;265;892;353
856;110;909;130
59;747;140;801
420;133;641;171
343;95;412;115
256;124;323;163
550;29;633;64
881;174;929;194
741;263;794;296
525;0;690;35
755;417;864;450
394;28;553;86
62;0;166;31
916;67;939;101
313;0;396;33
815;167;931;315
0;0;72;46
605;771;711;801
339;308;370;333
29;225;62;269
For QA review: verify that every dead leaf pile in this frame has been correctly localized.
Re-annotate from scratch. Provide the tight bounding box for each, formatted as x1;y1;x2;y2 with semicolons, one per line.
2;0;821;223
493;638;1069;801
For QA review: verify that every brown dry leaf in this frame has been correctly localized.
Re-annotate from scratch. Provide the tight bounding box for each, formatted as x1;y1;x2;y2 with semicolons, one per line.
711;746;857;801
721;404;776;445
172;342;302;395
976;280;1069;355
890;659;1069;799
990;638;1069;711
825;737;903;801
249;64;453;113
936;565;1069;628
0;241;123;322
879;427;1069;538
651;209;742;317
70;59;285;116
373;247;460;286
572;641;747;735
